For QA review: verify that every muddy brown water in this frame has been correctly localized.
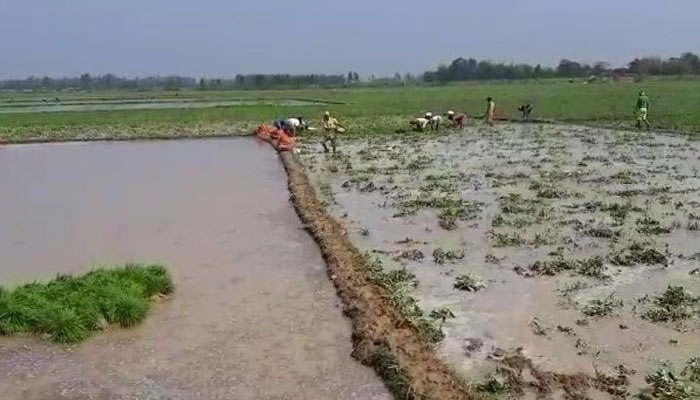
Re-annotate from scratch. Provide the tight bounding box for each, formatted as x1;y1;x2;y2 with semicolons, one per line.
0;139;390;400
299;124;700;397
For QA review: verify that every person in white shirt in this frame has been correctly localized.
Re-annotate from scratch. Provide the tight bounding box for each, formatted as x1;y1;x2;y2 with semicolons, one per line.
429;115;443;130
410;117;430;132
274;117;307;135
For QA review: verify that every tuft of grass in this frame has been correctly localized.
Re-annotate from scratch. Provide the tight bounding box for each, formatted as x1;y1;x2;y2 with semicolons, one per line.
582;294;624;317
369;345;417;400
0;263;173;343
686;357;700;383
644;367;697;400
364;255;444;344
397;249;424;262
530;255;608;279
636;217;672;235
609;242;668;267
642;286;699;323
474;372;520;397
489;230;526;248
432;248;466;265
454;273;486;292
583;201;642;225
429;307;456;322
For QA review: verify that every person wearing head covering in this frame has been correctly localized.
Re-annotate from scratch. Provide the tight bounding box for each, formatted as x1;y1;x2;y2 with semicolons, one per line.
410;117;430;132
634;90;650;130
447;111;467;128
321;111;345;153
484;97;495;126
274;117;307;136
429;114;443;131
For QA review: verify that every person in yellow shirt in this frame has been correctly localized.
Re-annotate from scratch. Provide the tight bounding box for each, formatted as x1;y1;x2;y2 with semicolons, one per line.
321;111;345;153
484;97;495;126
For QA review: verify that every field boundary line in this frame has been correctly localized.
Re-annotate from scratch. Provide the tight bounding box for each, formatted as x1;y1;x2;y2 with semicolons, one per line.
278;149;474;400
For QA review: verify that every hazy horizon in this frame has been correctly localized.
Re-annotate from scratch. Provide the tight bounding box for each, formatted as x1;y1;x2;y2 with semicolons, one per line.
1;0;699;79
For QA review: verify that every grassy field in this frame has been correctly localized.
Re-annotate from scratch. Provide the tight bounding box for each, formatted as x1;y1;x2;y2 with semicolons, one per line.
0;264;173;343
1;79;700;142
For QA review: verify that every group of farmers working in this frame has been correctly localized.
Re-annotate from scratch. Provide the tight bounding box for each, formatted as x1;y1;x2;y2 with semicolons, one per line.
257;90;651;153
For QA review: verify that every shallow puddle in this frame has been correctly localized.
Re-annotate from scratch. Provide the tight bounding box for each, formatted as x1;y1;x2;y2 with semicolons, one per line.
0;99;328;114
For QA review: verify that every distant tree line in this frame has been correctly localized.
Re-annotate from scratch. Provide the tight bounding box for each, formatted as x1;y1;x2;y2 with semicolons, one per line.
2;53;699;91
627;53;700;75
0;74;199;91
423;52;700;82
0;72;355;91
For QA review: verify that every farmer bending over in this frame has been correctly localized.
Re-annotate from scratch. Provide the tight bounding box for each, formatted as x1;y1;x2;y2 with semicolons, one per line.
447;111;466;128
321;111;345;153
274;117;307;136
429;114;443;131
410;117;430;132
518;104;533;119
634;90;650;130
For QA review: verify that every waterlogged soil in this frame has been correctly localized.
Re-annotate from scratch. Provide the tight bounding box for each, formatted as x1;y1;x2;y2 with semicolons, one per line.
0;139;389;400
0;99;327;114
298;124;700;398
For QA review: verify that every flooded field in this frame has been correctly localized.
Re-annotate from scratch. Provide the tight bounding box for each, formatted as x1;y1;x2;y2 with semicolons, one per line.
0;98;329;114
0;139;389;400
299;124;700;399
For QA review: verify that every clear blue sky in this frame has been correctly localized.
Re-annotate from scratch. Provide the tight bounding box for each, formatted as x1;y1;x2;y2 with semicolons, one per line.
1;0;698;79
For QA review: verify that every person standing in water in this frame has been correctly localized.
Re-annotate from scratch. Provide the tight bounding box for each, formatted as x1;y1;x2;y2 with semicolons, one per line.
484;97;496;126
634;90;651;130
321;111;345;153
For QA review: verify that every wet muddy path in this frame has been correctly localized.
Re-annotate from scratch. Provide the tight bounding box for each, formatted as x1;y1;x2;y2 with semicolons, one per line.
0;139;389;400
299;124;700;399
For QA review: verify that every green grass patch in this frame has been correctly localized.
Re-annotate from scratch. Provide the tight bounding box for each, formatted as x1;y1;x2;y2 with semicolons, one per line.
364;255;444;344
3;79;700;142
0;263;173;343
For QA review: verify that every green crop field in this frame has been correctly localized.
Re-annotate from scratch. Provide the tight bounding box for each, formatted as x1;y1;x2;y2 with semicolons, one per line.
1;79;699;143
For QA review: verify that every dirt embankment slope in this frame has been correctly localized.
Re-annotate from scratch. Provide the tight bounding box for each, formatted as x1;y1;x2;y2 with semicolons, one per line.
280;150;473;400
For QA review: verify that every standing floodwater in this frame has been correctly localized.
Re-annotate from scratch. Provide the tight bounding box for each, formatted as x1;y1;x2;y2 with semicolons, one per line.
0;139;389;400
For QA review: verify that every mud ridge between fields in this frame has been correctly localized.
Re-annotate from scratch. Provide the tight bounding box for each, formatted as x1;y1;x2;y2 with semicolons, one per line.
279;150;473;400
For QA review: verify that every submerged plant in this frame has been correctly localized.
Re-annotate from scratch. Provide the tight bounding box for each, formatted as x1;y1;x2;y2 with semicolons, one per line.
454;273;486;292
609;242;668;267
582;294;624;317
642;286;699;323
644;367;696;400
432;248;466;265
429;307;456;322
530;255;608;279
637;217;672;235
